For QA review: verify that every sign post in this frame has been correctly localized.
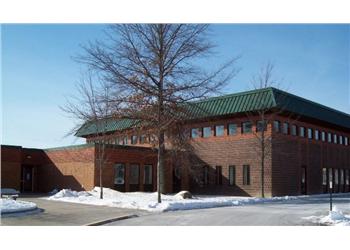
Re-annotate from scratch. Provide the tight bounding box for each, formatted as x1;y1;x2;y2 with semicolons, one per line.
329;180;333;211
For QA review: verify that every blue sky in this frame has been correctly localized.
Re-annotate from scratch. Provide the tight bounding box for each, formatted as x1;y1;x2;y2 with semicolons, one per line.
1;24;349;148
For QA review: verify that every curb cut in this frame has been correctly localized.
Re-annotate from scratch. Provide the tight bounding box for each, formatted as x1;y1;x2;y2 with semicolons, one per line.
85;214;139;226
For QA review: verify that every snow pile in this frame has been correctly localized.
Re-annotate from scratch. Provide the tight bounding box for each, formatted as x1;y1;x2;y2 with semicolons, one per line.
0;198;37;214
303;206;350;226
45;187;297;212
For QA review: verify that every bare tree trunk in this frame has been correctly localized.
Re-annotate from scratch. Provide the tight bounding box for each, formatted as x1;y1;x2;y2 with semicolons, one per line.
157;131;165;203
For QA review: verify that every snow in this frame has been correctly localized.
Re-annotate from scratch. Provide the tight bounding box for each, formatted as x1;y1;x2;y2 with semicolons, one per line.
46;187;298;212
303;206;350;226
0;198;37;214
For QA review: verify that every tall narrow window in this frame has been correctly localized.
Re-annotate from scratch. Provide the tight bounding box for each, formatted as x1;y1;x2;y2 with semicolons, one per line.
282;122;289;134
228;123;237;135
243;165;250;185
291;124;297;136
346;169;349;186
345;137;348;146
334;169;339;185
321;131;326;142
191;128;200;138
115;137;120;145
229;165;236;186
322;168;327;185
300;127;305;137
333;134;338;144
122;136;128;145
339;136;343;145
203;127;211;138
328;132;332;143
215;125;224;136
307;128;313;139
114;163;125;185
242;122;252;134
129;164;140;185
140;135;147;144
273;121;280;133
143;164;153;185
131;135;138;144
257;121;267;132
328;168;333;187
340;169;345;186
203;166;209;185
216;166;222;185
315;130;319;140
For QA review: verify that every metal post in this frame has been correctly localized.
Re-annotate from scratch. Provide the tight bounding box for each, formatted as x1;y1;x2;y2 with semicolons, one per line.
329;181;333;211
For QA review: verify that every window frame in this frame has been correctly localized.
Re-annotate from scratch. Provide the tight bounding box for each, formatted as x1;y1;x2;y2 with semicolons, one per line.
202;126;212;138
114;163;126;185
215;166;223;185
242;121;253;134
228;123;237;136
129;163;140;185
273;120;281;133
143;164;153;185
299;127;305;137
191;128;200;138
215;125;225;137
229;165;236;186
291;124;297;136
243;165;251;185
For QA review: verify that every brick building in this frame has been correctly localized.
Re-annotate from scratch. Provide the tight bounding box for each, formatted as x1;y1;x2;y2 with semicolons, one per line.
1;87;350;197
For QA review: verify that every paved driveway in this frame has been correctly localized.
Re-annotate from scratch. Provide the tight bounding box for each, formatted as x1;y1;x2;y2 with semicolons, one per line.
106;194;350;226
1;195;148;226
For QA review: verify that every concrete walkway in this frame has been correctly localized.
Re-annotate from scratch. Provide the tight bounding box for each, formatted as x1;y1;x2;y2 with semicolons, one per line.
1;196;149;226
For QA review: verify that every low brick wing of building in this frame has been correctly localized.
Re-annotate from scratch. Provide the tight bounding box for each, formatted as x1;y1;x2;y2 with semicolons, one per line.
1;87;350;197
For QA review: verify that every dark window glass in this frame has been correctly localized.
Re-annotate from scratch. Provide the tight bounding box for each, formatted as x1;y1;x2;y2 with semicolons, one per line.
291;125;297;136
114;163;125;185
203;127;211;138
191;128;200;138
273;121;280;132
242;122;252;134
216;166;222;185
115;137;120;145
243;165;250;185
328;133;332;143
129;164;140;185
140;135;147;144
283;122;289;134
203;166;209;185
144;165;152;185
229;166;236;186
228;123;237;135
322;168;327;185
122;136;128;145
315;130;319;140
131;135;138;144
340;169;345;185
215;125;224;136
300;127;305;137
334;169;339;185
321;131;326;142
256;121;267;132
307;128;313;139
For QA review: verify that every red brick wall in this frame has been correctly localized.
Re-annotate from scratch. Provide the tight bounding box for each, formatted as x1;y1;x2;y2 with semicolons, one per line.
1;146;22;190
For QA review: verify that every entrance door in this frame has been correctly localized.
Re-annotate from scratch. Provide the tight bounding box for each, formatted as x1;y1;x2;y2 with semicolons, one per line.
301;166;307;195
22;165;33;192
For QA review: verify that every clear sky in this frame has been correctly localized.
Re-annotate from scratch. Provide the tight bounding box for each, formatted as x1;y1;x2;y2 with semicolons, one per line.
1;24;349;148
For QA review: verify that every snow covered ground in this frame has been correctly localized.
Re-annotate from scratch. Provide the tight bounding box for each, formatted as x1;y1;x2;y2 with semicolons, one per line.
0;198;37;214
303;206;350;226
46;187;300;212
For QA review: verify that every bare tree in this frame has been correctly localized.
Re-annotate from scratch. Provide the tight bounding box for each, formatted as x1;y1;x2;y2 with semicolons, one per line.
62;73;120;199
77;24;238;203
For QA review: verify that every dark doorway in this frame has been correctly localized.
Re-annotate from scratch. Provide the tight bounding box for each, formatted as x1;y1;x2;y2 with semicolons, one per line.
21;165;34;192
301;166;307;195
173;167;182;193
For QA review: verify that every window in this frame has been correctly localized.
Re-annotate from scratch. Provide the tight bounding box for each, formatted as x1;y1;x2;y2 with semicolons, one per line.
257;121;267;132
114;163;125;185
328;133;332;143
346;170;349;186
291;124;297;136
340;169;345;185
140;135;147;144
242;122;252;134
243;165;250;185
322;168;327;185
228;123;237;135
345;137;348;146
216;166;222;185
129;164;140;185
300;127;305;137
273;121;281;133
191;128;200;138
122;136;128;145
143;164;152;185
203;127;211;138
315;130;319;140
282;122;289;134
115;137;120;145
131;135;138;144
203;166;209;185
334;169;339;185
339;136;343;145
215;125;224;136
307;128;313;139
229;165;236;186
321;131;326;142
333;134;338;144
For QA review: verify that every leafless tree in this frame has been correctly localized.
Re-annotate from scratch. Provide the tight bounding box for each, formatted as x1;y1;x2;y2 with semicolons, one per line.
62;72;121;199
77;24;238;203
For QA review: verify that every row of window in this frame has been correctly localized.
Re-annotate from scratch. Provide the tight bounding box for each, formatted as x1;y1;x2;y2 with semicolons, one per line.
114;163;153;185
202;165;251;186
322;168;350;190
190;121;349;146
273;121;349;146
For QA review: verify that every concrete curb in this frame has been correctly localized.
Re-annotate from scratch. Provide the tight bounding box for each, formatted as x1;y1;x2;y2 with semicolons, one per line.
85;214;139;226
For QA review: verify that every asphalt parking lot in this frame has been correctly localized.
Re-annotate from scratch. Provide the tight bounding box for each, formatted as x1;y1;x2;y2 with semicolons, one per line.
1;195;148;226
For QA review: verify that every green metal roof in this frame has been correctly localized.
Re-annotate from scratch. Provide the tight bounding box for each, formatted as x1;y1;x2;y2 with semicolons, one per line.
76;87;350;137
